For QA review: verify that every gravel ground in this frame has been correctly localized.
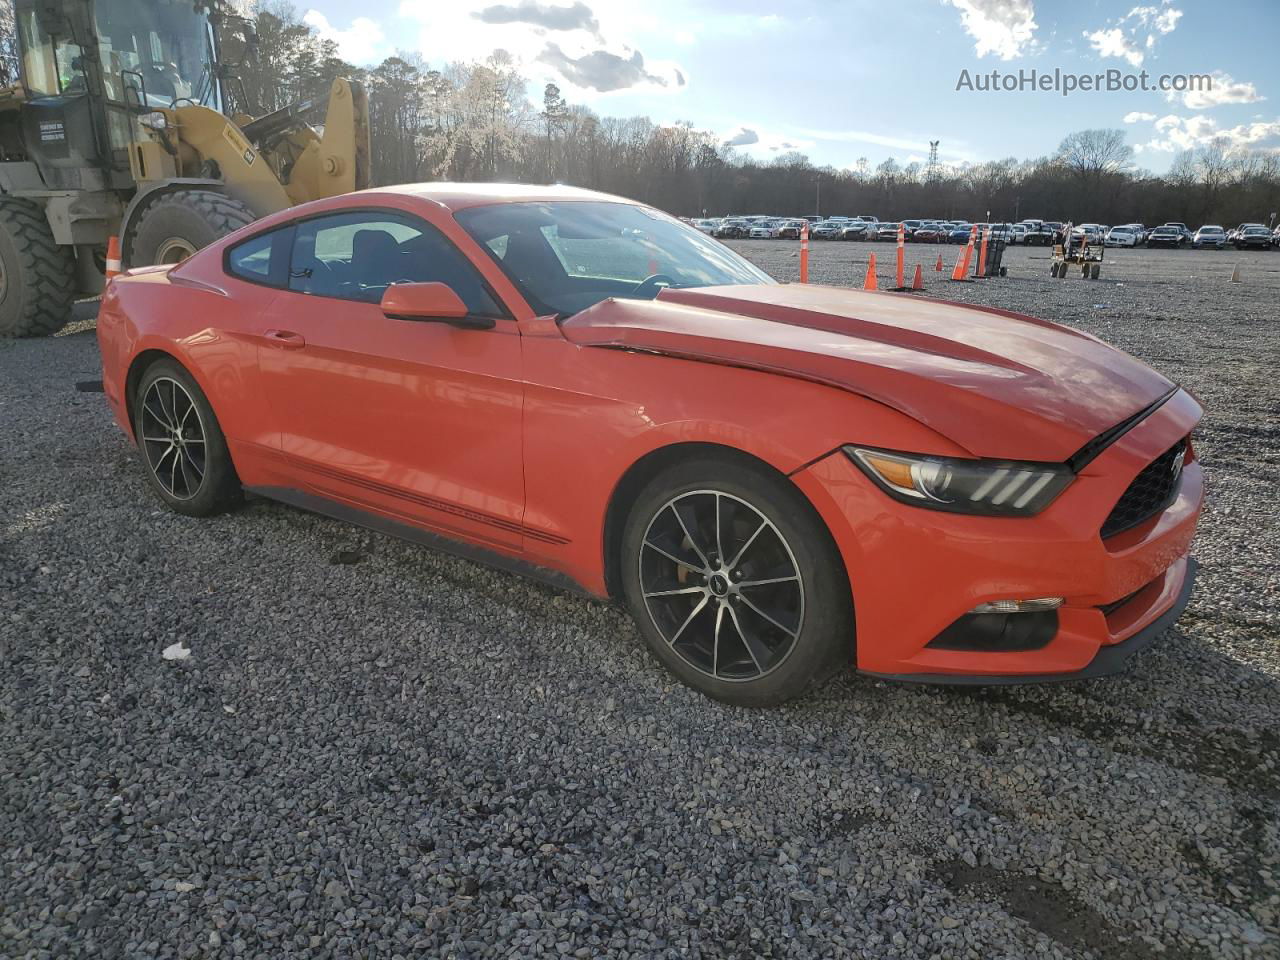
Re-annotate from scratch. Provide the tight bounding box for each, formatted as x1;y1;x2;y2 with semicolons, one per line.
2;246;1278;959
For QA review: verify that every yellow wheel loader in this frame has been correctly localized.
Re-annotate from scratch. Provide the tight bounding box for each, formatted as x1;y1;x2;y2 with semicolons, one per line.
0;0;370;336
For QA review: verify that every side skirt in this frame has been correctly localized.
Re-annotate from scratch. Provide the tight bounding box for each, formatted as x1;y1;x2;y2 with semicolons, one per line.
245;485;602;600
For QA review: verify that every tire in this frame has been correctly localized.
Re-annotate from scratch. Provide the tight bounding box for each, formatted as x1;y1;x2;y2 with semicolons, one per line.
129;190;256;267
0;197;75;337
1090;263;1101;280
620;454;854;706
1050;262;1060;277
133;358;242;517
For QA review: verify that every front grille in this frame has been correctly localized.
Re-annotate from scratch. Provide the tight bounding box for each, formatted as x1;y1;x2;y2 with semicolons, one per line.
1101;439;1188;539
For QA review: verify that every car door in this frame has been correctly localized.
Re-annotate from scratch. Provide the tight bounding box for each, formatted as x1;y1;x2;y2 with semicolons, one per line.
256;208;526;551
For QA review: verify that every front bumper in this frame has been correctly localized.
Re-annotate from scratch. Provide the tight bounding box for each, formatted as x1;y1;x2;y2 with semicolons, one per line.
863;557;1196;684
792;389;1203;682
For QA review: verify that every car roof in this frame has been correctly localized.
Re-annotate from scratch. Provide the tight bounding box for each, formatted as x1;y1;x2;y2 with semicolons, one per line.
373;181;636;212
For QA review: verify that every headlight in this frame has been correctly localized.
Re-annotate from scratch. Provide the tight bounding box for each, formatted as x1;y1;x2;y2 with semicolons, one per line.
844;446;1073;517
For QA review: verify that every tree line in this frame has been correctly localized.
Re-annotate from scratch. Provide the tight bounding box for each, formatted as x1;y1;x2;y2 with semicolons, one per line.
5;0;1278;229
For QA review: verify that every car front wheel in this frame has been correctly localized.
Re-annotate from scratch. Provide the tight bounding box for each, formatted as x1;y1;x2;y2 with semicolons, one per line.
620;455;854;706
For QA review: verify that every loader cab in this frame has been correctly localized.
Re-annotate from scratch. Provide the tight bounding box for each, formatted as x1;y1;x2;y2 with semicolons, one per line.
14;0;223;184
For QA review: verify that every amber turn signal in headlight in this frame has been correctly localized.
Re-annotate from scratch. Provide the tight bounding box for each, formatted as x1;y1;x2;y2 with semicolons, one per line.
845;446;1074;517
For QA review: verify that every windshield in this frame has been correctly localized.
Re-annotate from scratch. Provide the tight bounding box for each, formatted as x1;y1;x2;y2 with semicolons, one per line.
456;201;775;318
95;0;219;108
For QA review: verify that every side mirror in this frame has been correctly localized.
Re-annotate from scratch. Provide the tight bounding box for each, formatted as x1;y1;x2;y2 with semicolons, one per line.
380;283;494;330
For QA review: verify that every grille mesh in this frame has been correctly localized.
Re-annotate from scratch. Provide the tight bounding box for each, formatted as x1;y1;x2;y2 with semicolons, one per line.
1101;439;1188;539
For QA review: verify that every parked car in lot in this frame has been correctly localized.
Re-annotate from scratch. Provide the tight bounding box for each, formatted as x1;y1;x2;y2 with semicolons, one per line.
1072;224;1106;244
911;222;947;243
1273;225;1280;247
1018;220;1055;246
1163;223;1194;243
1234;225;1273;250
1191;226;1226;249
691;219;718;235
1009;224;1030;244
837;221;873;241
948;223;975;243
749;220;781;239
811;221;844;240
777;220;807;240
1146;225;1186;248
97;182;1204;705
874;223;901;241
1105;226;1139;247
714;219;750;240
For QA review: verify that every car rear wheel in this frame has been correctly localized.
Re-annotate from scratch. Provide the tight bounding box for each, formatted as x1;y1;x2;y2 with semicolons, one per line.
133;359;242;517
620;456;853;706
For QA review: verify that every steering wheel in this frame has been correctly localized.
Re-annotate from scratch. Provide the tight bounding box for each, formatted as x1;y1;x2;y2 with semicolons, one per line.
631;274;676;298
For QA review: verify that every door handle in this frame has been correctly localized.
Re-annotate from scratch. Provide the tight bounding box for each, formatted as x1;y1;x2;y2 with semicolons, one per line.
263;329;306;349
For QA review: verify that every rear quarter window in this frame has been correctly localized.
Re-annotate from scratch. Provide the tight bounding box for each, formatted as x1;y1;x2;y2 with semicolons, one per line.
226;226;294;287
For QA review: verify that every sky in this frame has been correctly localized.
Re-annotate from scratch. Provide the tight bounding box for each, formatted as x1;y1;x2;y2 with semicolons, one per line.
298;0;1280;174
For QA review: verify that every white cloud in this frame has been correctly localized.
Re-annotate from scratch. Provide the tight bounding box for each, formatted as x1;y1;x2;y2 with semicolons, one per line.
1166;71;1265;110
396;0;686;98
943;0;1038;60
722;127;758;147
302;11;387;65
719;125;814;155
1084;27;1143;67
791;126;976;163
1123;111;1157;123
1141;113;1280;152
1082;4;1182;67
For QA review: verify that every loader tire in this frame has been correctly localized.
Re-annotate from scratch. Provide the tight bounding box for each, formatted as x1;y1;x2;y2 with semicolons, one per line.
129;190;256;267
0;197;75;338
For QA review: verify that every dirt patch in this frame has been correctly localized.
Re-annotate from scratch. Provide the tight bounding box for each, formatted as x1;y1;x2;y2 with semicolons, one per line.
936;859;1208;960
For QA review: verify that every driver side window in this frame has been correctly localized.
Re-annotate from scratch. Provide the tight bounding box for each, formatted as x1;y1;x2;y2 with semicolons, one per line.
287;211;504;317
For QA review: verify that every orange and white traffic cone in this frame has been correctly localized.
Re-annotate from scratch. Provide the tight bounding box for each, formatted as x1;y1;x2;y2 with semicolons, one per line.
935;252;944;272
863;253;878;291
895;223;905;289
976;226;990;278
105;235;122;280
799;221;810;283
911;263;924;291
951;226;976;281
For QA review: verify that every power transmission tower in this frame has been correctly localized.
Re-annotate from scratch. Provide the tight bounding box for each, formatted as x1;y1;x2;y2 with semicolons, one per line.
926;140;940;182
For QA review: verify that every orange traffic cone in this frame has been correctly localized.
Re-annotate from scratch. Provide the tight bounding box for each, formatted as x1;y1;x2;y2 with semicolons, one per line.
911;263;924;290
976;227;990;278
863;253;878;291
105;235;122;280
951;227;976;281
895;223;905;289
935;252;944;272
799;221;810;283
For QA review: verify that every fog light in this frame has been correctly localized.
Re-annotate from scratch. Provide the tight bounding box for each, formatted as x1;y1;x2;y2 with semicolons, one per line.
969;597;1063;614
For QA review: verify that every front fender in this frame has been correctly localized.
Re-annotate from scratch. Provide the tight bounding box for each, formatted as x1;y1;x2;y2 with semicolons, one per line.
520;338;966;594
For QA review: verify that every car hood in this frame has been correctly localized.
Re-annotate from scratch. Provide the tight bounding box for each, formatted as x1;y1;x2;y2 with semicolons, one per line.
560;284;1176;462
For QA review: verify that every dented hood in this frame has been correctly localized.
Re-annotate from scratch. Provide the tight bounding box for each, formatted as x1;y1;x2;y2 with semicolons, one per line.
560;284;1176;462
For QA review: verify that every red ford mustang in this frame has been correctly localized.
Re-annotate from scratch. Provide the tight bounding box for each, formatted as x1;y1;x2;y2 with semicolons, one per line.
97;184;1203;705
